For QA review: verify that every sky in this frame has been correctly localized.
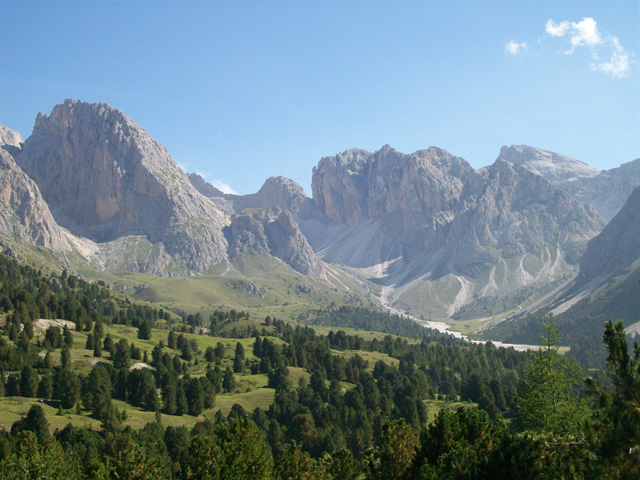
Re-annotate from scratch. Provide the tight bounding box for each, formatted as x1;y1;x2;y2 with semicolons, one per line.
1;1;638;195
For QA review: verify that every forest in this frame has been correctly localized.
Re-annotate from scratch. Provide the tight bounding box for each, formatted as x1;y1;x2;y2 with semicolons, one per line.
0;253;638;479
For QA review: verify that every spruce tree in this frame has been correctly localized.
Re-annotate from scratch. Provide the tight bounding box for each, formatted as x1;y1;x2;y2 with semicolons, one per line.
516;318;590;436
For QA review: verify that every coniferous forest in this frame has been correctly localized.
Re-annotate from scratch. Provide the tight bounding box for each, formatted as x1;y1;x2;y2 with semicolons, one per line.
0;254;638;479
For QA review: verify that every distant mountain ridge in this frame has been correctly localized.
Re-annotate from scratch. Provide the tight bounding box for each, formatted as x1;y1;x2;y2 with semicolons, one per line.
498;145;640;221
1;99;635;323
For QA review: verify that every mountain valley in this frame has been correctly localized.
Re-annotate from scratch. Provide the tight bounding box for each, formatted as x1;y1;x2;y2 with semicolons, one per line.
2;99;639;348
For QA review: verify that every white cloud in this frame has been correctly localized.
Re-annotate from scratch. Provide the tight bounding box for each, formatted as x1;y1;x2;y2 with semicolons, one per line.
543;17;633;77
570;17;602;49
210;179;237;195
505;40;527;55
593;37;631;78
546;19;570;37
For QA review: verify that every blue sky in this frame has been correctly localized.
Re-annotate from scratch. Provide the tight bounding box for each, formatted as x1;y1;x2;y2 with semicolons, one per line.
1;1;638;195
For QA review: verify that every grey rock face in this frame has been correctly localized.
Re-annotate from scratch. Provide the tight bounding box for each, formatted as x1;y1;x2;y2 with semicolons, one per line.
0;125;24;151
226;207;324;277
310;145;605;317
15;99;229;272
0;133;68;250
312;145;474;251
497;145;599;184
498;145;640;221
446;160;604;277
577;185;640;284
188;173;225;198
232;176;325;222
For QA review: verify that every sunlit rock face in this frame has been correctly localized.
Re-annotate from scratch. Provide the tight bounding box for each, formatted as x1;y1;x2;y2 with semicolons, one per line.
0;128;68;251
16;99;229;272
310;145;605;317
498;145;640;222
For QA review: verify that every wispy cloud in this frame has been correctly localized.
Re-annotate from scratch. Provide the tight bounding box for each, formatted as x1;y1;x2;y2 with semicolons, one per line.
505;40;527;56
210;179;237;195
508;17;634;78
546;18;602;53
593;37;631;78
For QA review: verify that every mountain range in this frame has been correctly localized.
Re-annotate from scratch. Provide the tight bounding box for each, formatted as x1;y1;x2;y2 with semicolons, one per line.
1;99;639;340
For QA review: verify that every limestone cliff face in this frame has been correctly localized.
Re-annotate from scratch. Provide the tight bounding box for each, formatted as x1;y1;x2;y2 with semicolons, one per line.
312;146;474;250
0;128;68;250
232;176;324;222
310;145;605;317
577;185;640;284
0;126;24;151
187;174;325;275
15;99;228;272
446;160;604;277
498;145;640;221
226;207;324;277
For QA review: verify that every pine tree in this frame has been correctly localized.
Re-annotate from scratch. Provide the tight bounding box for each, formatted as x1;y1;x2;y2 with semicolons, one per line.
137;320;152;340
168;330;177;349
233;342;245;373
516;317;590;436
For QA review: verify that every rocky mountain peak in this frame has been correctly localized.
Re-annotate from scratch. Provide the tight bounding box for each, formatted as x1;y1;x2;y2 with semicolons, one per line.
497;145;640;221
15;99;229;272
497;145;600;184
226;206;324;277
0;125;24;150
311;145;474;248
188;173;226;198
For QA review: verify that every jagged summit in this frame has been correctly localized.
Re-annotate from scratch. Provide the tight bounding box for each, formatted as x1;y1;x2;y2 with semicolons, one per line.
15;99;229;272
188;172;226;198
309;145;604;317
0;100;630;322
0;125;24;150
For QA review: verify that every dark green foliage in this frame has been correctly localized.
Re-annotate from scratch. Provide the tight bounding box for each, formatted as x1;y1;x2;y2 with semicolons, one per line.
10;405;49;444
37;374;53;399
167;330;177;349
308;305;457;341
137;320;152;340
0;431;71;479
112;339;130;369
19;365;38;398
45;326;64;349
516;318;591;436
184;376;204;416
52;366;81;409
82;365;113;418
233;341;245;373
366;418;418;480
587;320;640;479
60;346;71;369
204;345;215;362
222;367;235;393
63;325;73;347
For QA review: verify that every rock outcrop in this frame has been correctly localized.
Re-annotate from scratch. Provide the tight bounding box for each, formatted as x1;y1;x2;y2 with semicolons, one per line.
226;207;324;277
445;159;603;276
310;145;605;317
576;185;640;285
188;173;226;198
15;99;229;272
498;145;640;221
312;146;474;251
0;128;69;250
